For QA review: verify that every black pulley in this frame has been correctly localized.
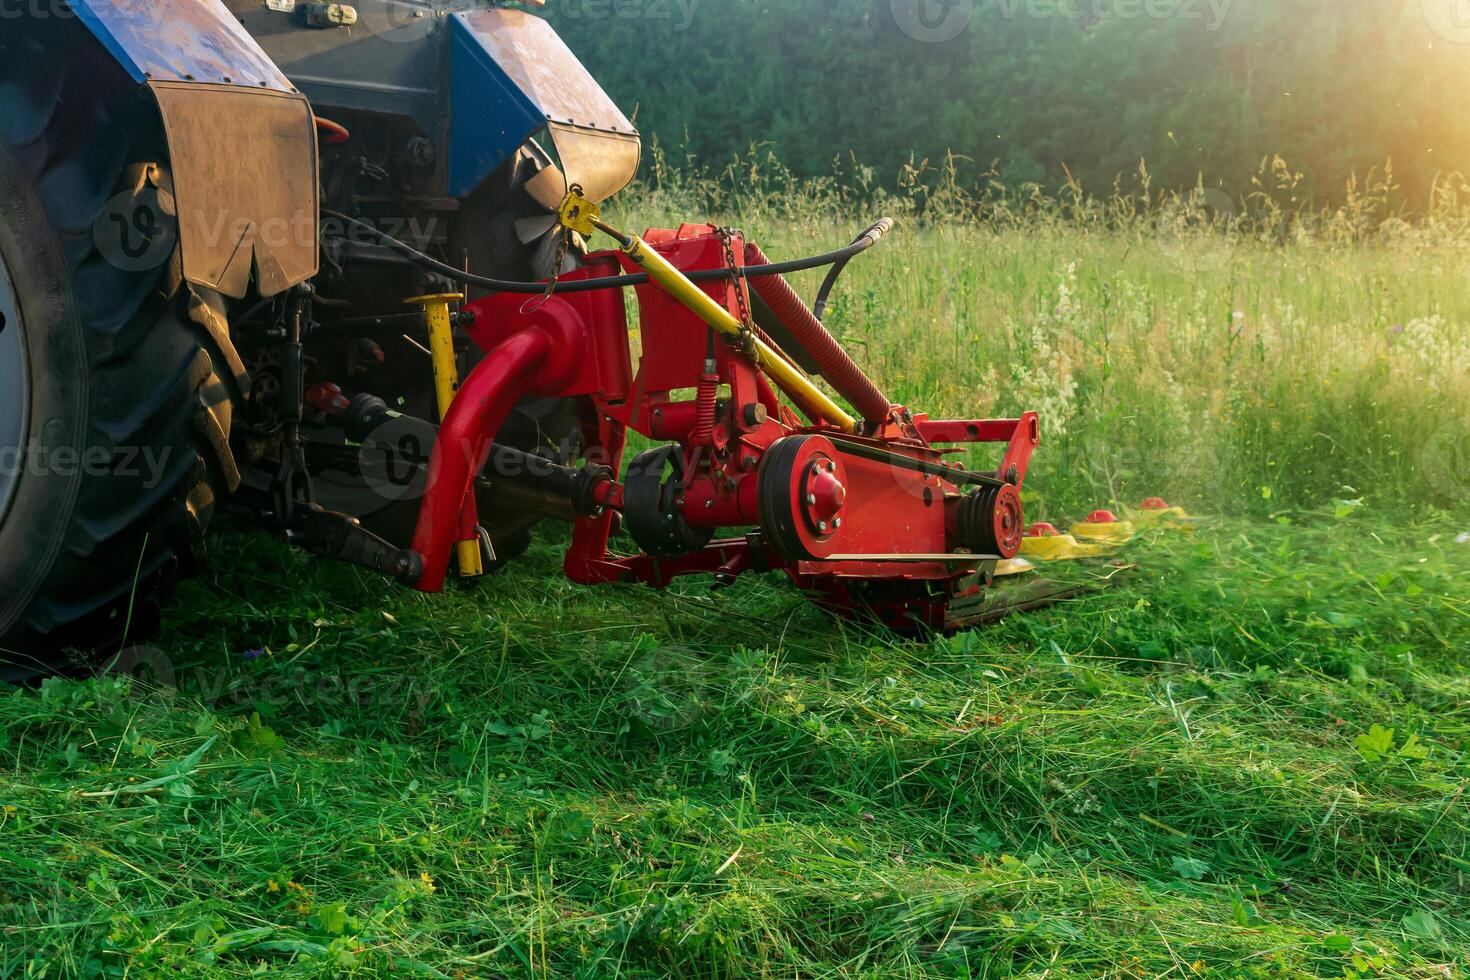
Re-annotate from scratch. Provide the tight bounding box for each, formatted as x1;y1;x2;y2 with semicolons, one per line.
622;446;714;558
955;483;1025;559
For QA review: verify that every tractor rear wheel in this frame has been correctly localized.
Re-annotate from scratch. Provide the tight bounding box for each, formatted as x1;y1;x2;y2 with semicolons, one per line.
0;25;245;677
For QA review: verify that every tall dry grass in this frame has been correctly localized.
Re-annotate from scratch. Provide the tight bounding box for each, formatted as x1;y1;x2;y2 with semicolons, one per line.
611;146;1470;520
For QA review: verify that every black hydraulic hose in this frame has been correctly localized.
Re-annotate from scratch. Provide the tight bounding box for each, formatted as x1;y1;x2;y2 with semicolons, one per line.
812;217;894;319
322;209;895;296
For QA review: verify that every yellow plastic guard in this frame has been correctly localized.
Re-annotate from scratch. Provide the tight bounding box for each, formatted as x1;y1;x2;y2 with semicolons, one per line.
1019;533;1110;561
1124;498;1198;530
1070;510;1136;545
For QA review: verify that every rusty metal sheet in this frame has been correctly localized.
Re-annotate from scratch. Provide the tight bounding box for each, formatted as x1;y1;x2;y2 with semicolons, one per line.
70;0;296;91
544;121;642;208
151;83;319;298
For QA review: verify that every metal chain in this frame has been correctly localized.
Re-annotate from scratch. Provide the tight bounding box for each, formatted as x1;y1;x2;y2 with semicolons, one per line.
715;226;757;357
523;229;570;314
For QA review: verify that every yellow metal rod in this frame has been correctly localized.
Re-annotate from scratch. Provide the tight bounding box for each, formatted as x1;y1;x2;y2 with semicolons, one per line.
616;232;858;434
405;292;485;578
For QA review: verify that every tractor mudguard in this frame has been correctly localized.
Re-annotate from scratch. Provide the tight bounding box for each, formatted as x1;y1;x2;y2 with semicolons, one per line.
69;0;319;298
449;7;640;204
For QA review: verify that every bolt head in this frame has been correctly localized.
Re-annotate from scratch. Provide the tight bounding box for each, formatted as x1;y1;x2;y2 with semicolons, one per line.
817;521;828;532
833;517;842;529
806;493;817;506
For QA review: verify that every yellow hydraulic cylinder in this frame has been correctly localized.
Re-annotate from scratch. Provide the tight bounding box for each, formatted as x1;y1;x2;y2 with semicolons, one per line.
556;188;857;434
619;235;858;434
405;292;485;578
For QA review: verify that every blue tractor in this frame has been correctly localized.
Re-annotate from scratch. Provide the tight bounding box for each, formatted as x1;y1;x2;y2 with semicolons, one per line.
0;0;641;671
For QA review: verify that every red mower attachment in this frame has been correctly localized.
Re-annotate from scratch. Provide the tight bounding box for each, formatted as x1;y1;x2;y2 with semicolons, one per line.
405;212;1038;631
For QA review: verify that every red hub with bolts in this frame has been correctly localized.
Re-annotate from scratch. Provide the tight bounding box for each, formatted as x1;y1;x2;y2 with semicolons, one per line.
759;435;853;560
801;457;847;534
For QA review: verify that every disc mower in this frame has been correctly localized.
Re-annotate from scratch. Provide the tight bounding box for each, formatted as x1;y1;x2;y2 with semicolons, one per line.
0;0;1036;674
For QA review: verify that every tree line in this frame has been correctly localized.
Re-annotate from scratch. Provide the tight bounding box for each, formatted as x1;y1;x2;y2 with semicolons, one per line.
550;0;1470;209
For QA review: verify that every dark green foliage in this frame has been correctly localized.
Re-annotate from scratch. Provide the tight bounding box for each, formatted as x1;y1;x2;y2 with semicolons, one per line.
554;0;1470;207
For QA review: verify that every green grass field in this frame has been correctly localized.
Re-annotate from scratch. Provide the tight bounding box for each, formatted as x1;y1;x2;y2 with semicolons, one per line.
3;178;1469;977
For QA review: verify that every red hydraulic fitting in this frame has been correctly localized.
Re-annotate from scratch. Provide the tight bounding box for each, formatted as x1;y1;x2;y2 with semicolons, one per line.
305;382;351;417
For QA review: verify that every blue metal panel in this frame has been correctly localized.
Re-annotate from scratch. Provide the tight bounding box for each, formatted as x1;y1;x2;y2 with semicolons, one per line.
447;13;544;199
69;0;295;92
448;9;636;199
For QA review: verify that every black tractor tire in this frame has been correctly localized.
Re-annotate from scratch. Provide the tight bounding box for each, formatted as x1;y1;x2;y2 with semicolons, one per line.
0;24;245;677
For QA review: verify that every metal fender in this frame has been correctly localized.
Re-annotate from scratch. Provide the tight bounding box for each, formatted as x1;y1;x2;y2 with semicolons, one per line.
449;7;640;204
70;0;319;297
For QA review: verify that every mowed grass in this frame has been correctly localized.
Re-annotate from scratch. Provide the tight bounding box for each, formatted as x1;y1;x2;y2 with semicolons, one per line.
3;179;1470;976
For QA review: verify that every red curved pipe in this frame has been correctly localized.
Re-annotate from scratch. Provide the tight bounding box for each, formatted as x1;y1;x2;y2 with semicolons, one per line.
410;330;551;592
315;116;351;145
744;243;892;427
